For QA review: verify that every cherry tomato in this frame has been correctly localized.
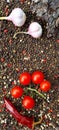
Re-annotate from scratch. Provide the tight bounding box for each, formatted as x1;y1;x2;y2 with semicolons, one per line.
40;80;51;92
31;71;44;84
19;72;31;85
11;86;23;98
22;96;35;109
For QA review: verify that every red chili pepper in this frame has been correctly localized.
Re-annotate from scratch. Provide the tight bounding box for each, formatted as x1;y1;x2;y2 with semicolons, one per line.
4;97;34;129
20;0;25;3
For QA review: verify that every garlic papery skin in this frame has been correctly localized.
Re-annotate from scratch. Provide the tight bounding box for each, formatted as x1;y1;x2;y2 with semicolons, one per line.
28;22;42;38
0;8;26;27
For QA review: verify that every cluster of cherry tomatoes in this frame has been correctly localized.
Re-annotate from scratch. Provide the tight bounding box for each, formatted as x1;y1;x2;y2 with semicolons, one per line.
10;71;51;109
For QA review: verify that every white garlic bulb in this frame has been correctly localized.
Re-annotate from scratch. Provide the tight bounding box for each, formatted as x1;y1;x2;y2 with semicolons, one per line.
0;8;26;27
13;22;42;39
28;22;42;38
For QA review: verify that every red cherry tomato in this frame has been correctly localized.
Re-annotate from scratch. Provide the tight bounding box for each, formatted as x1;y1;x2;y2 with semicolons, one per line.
22;96;35;109
40;80;51;92
19;72;31;85
11;86;23;98
31;71;44;84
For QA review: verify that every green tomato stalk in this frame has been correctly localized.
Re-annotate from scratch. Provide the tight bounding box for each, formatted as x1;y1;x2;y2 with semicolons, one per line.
27;87;46;100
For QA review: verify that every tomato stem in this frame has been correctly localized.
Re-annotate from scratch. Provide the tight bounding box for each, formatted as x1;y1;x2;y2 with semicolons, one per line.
27;88;46;100
32;116;43;130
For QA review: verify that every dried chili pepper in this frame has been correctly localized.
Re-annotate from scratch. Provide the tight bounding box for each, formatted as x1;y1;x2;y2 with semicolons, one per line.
4;97;43;129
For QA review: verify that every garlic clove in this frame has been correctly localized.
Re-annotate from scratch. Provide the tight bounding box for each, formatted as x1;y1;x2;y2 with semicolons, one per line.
28;22;42;38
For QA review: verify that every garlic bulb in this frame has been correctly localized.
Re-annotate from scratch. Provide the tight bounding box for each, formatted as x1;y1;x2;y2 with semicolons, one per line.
0;8;26;27
13;22;42;39
28;22;42;38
